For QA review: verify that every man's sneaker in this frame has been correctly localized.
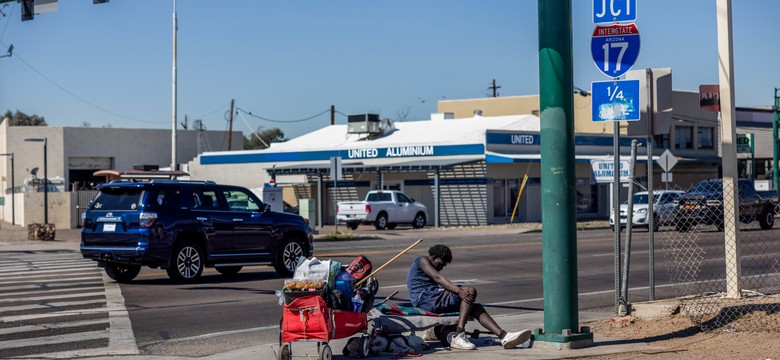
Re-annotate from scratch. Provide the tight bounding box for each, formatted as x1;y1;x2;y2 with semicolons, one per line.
450;332;476;350
501;329;532;349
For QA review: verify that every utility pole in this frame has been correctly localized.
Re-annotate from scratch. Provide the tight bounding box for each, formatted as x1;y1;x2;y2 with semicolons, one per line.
331;105;335;126
228;99;235;150
488;79;501;97
773;88;779;191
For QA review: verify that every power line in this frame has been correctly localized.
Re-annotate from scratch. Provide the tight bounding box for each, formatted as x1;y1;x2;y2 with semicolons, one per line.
0;2;15;43
1;41;163;125
235;107;330;123
196;102;229;119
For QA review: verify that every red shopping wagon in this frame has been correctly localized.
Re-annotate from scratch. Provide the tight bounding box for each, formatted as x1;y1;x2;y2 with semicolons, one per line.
278;291;371;360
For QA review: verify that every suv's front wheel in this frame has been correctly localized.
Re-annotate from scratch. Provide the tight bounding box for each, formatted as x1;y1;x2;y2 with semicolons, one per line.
104;263;141;283
275;238;305;277
167;241;204;283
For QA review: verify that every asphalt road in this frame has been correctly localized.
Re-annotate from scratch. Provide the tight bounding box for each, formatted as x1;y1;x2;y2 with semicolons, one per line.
118;226;754;357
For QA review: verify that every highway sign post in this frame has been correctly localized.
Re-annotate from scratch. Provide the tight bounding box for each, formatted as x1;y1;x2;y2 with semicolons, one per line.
591;23;640;79
592;79;640;121
593;0;637;23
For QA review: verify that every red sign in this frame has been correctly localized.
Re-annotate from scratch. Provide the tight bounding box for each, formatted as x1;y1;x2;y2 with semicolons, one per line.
699;85;720;112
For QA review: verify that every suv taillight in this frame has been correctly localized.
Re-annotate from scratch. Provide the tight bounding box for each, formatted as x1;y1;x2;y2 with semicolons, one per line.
366;204;372;213
139;212;158;228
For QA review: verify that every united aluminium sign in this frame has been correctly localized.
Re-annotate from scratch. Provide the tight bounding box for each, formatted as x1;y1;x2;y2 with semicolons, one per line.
200;144;484;165
591;159;631;183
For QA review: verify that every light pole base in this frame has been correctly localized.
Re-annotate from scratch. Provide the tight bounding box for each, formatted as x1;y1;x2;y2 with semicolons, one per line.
531;327;594;350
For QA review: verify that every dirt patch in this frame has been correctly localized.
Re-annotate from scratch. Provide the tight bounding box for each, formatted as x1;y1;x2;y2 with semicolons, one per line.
581;309;780;359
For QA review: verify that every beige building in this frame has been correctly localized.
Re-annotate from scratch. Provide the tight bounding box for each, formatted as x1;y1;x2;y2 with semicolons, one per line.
0;120;240;228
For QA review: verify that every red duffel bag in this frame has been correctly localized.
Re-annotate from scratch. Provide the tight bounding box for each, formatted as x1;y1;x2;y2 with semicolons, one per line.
281;294;330;342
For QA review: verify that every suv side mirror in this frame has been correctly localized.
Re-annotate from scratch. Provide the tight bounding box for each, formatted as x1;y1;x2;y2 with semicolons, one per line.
262;203;272;214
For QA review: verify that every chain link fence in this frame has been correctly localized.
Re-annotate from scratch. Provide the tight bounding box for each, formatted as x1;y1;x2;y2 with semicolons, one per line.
660;178;780;331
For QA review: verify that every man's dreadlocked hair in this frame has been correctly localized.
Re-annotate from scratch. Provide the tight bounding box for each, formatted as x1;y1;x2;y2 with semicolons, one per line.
429;244;453;263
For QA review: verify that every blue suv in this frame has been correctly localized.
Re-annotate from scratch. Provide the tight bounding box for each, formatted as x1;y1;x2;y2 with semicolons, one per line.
80;180;314;283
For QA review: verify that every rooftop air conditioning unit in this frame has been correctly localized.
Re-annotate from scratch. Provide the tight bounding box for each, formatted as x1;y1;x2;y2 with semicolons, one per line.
347;114;381;134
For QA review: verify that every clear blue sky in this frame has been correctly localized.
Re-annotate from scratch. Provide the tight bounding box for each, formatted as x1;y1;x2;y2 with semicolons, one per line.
0;1;777;140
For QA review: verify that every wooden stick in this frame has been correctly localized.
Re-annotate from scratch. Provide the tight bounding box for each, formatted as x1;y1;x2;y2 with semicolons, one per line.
377;290;399;306
355;238;423;287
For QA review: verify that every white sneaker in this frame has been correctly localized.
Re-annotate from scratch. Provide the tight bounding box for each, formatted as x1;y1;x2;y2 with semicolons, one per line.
501;329;532;349
450;332;476;350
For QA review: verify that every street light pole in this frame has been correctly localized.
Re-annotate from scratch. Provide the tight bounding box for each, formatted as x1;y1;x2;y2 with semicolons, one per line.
773;87;779;191
171;0;178;172
24;138;47;224
0;153;14;225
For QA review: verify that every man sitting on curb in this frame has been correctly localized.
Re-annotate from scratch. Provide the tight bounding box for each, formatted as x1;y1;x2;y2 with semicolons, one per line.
406;244;532;350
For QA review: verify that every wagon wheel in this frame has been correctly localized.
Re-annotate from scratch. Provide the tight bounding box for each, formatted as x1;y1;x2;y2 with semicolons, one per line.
318;344;332;360
434;325;457;346
277;343;291;360
359;336;370;358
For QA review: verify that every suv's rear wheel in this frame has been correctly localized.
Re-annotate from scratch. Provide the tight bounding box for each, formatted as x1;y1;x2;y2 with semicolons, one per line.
167;241;204;283
216;266;242;276
104;263;141;283
275;238;305;277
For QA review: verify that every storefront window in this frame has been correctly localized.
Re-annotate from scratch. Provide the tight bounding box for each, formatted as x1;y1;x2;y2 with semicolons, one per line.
653;134;669;149
576;178;598;214
675;126;693;150
493;179;519;218
493;180;506;217
698;127;714;149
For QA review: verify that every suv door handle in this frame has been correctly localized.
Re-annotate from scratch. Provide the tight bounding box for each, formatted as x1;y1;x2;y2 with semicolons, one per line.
196;217;208;222
233;218;244;222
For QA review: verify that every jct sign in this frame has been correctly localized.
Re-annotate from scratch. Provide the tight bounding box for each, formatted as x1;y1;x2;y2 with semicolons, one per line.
593;0;637;23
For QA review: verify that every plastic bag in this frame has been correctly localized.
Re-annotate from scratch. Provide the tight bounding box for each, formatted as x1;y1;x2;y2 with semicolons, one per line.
293;257;331;282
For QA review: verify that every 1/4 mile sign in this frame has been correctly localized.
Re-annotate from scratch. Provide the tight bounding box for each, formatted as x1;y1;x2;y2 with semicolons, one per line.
591;23;640;78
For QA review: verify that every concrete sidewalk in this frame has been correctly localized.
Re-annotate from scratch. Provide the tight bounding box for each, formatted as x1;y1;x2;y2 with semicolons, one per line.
202;311;662;360
0;222;667;359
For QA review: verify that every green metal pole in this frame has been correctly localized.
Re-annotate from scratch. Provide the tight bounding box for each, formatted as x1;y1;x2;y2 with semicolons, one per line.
538;0;578;335
773;88;779;191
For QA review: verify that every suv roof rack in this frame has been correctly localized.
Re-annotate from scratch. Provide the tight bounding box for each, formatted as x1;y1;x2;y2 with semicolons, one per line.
106;179;217;185
148;179;217;185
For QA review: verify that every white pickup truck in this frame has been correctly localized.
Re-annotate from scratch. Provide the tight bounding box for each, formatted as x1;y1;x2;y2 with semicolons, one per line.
336;190;428;230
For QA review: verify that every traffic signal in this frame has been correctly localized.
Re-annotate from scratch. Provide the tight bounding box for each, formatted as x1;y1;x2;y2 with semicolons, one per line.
21;0;33;21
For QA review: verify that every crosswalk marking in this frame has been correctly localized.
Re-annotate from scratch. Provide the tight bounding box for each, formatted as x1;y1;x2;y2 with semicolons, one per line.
0;330;109;350
0;265;96;276
0;270;99;283
0;285;105;298
0;291;105;303
0;298;107;313
0;318;109;336
0;281;104;292
0;251;138;357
